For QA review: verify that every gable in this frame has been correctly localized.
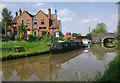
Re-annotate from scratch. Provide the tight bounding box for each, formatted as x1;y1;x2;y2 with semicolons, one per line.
35;10;48;19
17;11;32;25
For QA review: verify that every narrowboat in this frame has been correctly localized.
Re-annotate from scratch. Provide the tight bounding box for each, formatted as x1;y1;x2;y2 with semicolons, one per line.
50;41;85;54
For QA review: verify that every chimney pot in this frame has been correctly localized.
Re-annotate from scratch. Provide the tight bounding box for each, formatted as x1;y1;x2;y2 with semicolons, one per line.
48;8;51;19
19;9;22;16
55;9;57;14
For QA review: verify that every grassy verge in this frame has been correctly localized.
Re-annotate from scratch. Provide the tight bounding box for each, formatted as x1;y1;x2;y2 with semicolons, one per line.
96;54;120;82
1;40;50;57
96;42;120;82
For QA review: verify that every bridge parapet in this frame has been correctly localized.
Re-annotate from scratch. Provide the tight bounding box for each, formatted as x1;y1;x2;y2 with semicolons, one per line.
91;33;116;42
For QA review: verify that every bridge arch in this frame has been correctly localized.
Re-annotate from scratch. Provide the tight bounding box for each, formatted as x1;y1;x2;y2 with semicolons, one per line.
91;33;117;43
102;36;117;43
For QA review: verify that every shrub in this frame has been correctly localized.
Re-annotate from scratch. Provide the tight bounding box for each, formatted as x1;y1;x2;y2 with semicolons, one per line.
91;40;95;44
28;35;39;42
15;35;20;41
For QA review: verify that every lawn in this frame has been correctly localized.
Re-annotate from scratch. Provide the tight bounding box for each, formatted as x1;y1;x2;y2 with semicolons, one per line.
1;40;51;57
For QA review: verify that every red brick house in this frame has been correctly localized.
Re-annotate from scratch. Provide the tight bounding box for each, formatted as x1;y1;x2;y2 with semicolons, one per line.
9;8;62;37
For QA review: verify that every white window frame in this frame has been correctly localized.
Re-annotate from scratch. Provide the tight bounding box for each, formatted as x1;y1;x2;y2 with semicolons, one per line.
27;19;30;25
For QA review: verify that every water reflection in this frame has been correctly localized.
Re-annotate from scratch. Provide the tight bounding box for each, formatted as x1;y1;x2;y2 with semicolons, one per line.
2;45;117;81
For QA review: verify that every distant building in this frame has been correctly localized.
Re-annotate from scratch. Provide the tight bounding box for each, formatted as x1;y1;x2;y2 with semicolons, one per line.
63;32;71;40
63;32;86;42
8;8;62;37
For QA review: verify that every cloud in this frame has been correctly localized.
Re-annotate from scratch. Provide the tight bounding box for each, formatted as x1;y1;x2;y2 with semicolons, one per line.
107;22;112;26
35;2;44;7
58;8;75;22
81;18;99;23
81;19;90;23
92;18;99;22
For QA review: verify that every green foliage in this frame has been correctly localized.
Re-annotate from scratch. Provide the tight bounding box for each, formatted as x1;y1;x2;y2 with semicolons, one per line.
28;35;39;42
42;31;47;36
77;33;82;36
17;23;27;33
99;38;102;42
70;35;73;42
15;35;20;41
91;40;95;44
1;8;13;31
96;54;120;82
86;23;108;37
92;23;107;34
9;33;15;41
17;23;27;38
67;37;70;42
2;41;50;57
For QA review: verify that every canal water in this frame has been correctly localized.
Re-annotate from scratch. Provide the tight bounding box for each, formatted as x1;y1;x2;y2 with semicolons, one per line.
1;44;117;81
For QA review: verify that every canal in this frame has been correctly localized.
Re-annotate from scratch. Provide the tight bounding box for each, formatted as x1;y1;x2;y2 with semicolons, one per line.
1;44;117;81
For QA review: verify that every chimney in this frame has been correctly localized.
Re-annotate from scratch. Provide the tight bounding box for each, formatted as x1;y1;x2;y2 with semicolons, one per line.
15;11;18;16
55;9;57;20
19;9;22;16
48;8;51;19
55;9;57;15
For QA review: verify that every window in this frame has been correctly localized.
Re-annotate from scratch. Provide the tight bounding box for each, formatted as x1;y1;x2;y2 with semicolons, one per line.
13;24;16;27
34;19;37;24
39;27;46;29
41;19;44;25
38;30;39;34
21;19;24;23
27;20;30;25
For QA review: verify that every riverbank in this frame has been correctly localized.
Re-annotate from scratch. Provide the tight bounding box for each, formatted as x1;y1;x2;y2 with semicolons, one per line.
95;43;120;82
1;40;50;58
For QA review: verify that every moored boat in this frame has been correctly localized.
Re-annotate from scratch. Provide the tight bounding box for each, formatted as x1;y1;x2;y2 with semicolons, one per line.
50;41;85;54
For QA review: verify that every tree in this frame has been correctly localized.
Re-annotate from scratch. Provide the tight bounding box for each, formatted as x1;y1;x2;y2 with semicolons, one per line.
77;33;82;36
92;23;107;34
17;23;27;38
88;23;108;35
1;8;13;33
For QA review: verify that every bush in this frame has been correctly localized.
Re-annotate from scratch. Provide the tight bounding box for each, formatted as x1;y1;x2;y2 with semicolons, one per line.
28;35;39;42
15;35;20;41
91;40;95;44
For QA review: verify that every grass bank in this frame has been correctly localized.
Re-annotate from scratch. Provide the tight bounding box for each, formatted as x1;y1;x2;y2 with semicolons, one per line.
96;45;120;82
1;40;50;57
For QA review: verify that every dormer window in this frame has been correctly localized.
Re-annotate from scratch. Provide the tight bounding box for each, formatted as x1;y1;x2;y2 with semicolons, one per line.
34;19;37;25
41;19;44;25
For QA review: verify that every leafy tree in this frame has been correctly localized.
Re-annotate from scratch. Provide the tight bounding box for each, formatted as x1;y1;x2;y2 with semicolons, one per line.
1;8;13;33
86;23;108;37
17;23;27;38
77;33;82;36
91;23;108;34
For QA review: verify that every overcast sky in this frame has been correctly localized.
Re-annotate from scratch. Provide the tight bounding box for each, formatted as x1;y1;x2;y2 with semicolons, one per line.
0;1;119;35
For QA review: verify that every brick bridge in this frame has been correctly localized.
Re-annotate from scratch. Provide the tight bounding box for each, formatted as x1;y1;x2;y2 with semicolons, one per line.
91;33;116;42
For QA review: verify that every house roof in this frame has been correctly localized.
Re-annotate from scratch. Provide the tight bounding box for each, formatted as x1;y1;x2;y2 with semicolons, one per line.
12;16;19;24
12;11;34;24
50;20;61;29
12;9;61;27
26;11;34;17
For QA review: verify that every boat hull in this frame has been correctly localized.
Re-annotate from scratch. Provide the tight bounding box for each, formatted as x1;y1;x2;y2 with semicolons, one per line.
50;42;85;54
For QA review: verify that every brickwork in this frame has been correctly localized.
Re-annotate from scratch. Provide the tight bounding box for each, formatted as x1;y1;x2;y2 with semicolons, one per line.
10;8;61;37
